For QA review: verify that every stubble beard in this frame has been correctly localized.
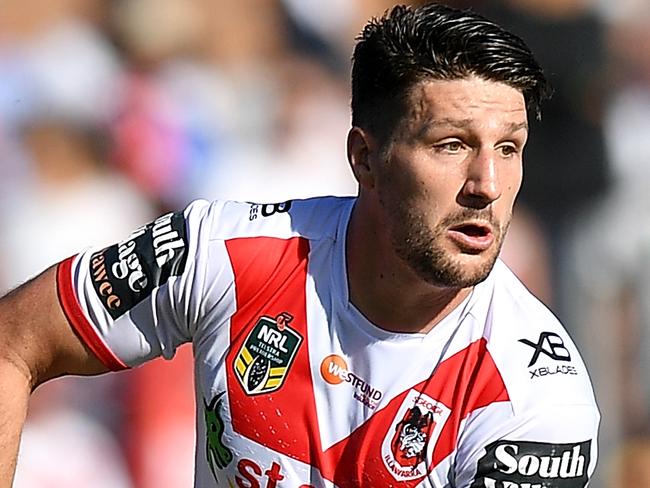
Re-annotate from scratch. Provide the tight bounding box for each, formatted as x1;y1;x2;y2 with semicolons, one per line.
390;206;509;289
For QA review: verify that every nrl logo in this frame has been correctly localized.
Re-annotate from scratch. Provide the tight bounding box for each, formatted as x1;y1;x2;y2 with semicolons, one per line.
233;312;303;395
382;390;451;482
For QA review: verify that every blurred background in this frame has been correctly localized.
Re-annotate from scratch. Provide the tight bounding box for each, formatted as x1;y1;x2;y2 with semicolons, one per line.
0;0;648;486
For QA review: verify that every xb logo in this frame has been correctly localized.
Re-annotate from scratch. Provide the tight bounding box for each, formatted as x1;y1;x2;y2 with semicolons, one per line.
519;332;571;367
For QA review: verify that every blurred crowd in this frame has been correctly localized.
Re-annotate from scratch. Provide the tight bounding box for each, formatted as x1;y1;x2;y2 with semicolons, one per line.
1;0;649;486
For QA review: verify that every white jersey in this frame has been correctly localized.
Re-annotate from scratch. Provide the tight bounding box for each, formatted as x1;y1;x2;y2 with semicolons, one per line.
57;196;599;488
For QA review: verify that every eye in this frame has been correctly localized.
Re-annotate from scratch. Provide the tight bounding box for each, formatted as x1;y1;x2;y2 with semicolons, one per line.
434;140;465;154
498;144;518;157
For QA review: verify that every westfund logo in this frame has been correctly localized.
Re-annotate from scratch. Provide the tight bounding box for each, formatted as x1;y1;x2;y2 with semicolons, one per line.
90;211;188;319
471;439;591;488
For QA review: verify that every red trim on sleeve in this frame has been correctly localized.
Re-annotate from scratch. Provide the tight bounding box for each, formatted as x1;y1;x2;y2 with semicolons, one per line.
56;255;128;371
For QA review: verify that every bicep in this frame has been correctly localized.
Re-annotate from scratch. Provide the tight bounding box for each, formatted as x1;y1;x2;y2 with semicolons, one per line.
54;200;227;369
0;199;231;386
0;264;107;389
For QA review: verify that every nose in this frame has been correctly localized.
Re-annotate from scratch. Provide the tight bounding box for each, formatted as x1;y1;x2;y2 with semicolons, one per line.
459;149;502;208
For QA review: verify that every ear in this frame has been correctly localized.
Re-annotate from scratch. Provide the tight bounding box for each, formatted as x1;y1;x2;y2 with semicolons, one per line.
347;127;376;190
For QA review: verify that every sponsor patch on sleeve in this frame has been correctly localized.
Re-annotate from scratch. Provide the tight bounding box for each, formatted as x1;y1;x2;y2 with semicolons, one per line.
470;439;591;488
89;211;188;319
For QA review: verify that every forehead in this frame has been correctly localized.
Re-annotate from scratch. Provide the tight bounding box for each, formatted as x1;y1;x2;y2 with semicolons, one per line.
401;76;528;130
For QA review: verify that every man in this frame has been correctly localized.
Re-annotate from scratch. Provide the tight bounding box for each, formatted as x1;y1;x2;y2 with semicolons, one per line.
0;4;599;487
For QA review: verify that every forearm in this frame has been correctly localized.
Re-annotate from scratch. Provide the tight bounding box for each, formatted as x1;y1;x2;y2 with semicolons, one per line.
0;266;108;486
0;358;32;487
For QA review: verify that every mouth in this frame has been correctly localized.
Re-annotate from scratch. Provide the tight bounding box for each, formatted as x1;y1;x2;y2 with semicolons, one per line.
446;221;495;253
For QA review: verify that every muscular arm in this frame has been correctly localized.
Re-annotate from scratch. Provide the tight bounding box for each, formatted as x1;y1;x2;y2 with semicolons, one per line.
0;265;107;486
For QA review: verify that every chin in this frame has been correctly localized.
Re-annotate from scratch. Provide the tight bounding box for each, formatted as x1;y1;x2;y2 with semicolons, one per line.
408;248;500;289
391;214;506;289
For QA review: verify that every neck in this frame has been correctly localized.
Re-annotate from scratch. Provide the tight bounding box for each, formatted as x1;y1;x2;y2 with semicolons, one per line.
346;199;472;334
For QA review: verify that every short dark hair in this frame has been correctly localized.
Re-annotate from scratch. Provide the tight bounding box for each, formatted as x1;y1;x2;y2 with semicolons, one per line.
351;3;551;139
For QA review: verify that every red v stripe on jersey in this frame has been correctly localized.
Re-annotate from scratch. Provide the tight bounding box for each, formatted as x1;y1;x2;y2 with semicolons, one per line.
225;237;324;463
225;237;509;486
321;338;508;487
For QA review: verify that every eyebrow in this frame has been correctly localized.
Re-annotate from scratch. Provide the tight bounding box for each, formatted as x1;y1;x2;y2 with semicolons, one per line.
417;118;529;138
506;121;529;132
427;117;474;129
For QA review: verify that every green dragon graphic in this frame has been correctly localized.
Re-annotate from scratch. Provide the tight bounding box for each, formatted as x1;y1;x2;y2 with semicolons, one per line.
204;391;234;482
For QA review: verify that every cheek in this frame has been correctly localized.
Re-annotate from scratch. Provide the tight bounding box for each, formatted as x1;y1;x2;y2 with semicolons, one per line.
505;182;521;201
375;167;421;212
504;163;524;198
379;150;463;219
515;159;524;185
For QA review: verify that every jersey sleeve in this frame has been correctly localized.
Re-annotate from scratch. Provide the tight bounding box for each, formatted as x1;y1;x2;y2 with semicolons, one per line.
453;402;600;488
56;199;233;370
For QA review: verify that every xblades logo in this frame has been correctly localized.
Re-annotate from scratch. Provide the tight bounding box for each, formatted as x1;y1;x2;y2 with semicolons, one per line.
519;332;571;367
